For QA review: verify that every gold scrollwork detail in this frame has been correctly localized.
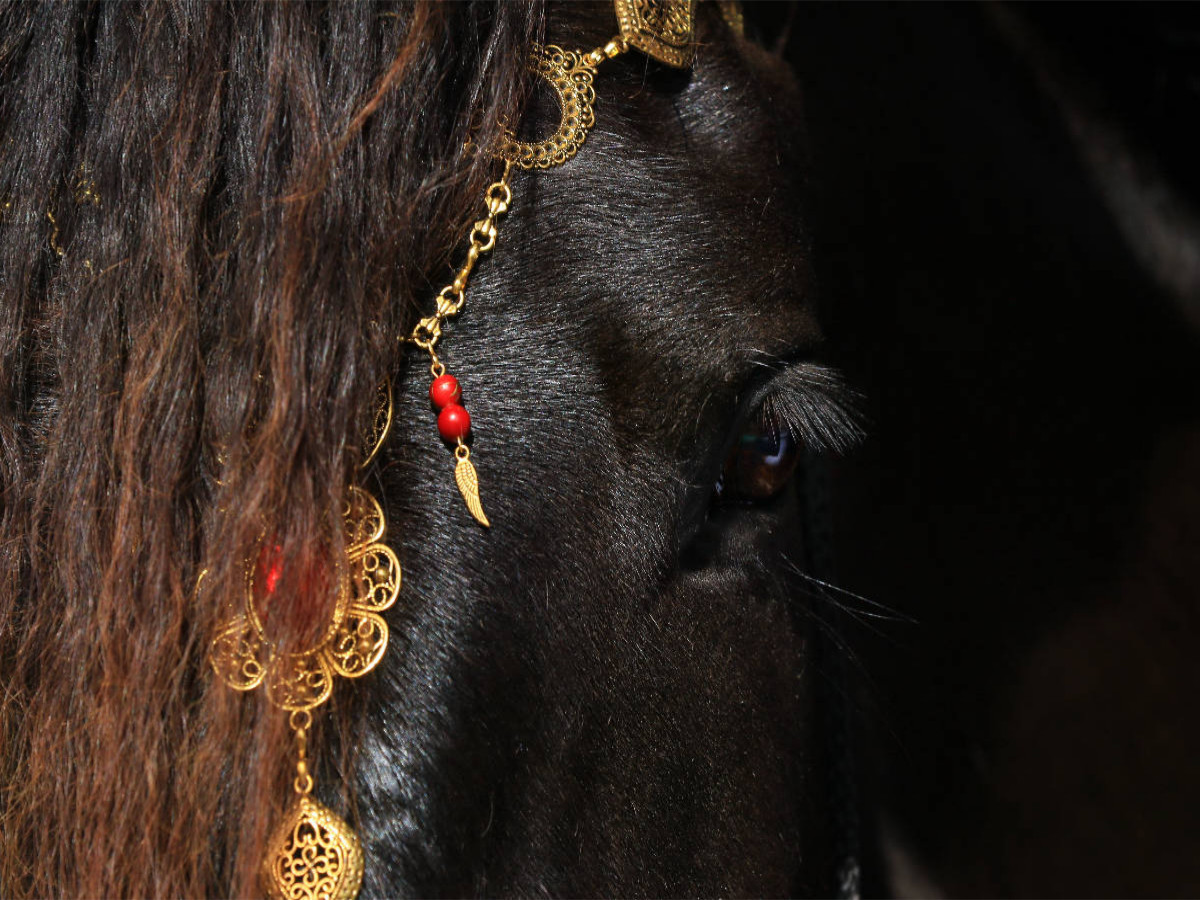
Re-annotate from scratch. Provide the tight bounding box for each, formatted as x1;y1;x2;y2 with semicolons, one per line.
328;610;390;678
360;379;392;470
344;486;386;550
210;613;270;692
349;543;402;613
208;487;401;714
267;650;335;712
614;0;696;69
264;794;365;900
496;44;598;170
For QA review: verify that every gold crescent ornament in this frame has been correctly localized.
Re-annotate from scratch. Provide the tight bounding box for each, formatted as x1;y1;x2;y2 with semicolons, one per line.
495;44;599;170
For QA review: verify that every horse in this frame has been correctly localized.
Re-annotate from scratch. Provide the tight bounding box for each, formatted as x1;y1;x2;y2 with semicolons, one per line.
0;3;863;897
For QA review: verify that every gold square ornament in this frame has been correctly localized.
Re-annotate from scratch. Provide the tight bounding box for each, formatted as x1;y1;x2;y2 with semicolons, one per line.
613;0;697;68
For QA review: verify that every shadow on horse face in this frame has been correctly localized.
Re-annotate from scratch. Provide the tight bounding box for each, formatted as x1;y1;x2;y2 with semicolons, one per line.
355;6;840;897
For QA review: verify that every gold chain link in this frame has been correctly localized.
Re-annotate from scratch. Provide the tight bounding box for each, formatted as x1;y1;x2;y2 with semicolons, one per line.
288;709;312;796
408;160;514;375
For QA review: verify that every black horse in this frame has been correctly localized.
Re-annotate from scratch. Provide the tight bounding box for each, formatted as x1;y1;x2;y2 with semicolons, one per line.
14;4;1194;897
358;5;859;896
0;2;861;897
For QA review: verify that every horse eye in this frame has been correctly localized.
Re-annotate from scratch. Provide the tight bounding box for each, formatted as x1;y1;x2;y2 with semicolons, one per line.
714;408;802;503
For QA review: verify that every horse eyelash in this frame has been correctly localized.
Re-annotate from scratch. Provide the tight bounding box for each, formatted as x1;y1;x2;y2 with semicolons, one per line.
758;364;865;455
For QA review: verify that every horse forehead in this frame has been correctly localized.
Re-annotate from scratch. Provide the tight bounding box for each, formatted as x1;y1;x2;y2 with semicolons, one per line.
476;14;816;404
509;54;816;374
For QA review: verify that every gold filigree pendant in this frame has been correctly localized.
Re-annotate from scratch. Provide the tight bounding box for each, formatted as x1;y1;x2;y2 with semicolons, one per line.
264;794;365;900
208;485;401;712
613;0;696;68
206;379;397;900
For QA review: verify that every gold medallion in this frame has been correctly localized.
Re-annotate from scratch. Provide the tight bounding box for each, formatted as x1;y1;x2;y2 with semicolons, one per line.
613;0;696;69
209;486;400;713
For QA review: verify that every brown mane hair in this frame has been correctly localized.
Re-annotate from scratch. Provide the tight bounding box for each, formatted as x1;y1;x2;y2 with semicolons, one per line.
0;3;542;896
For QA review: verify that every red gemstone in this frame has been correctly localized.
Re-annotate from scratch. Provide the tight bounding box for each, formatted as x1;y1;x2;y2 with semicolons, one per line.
262;547;284;595
250;541;338;652
437;403;471;441
429;374;461;409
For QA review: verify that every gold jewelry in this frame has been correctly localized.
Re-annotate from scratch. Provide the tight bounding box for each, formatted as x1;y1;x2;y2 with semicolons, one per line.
407;24;648;525
614;0;697;68
207;384;399;900
494;45;601;168
407;167;514;528
208;3;702;897
407;1;704;525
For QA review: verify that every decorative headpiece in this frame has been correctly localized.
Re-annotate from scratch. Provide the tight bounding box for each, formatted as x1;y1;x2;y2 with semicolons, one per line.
407;0;714;528
206;3;717;898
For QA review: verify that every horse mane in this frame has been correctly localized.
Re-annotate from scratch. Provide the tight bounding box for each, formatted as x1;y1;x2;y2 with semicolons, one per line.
0;3;543;896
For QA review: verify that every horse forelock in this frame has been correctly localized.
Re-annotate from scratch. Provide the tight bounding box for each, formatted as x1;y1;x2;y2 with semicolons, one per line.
0;2;856;897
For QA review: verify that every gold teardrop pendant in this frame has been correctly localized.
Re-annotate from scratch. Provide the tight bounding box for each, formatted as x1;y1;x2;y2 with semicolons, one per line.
263;794;364;900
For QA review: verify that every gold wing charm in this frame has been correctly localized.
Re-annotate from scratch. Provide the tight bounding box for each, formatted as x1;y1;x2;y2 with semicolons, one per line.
454;444;490;527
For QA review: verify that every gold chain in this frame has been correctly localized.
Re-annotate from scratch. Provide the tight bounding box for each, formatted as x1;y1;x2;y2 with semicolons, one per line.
290;708;314;796
408;160;513;378
403;37;628;530
405;38;626;368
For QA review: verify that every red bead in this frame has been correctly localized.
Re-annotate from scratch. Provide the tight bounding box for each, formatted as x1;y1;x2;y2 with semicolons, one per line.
437;403;471;442
429;374;461;409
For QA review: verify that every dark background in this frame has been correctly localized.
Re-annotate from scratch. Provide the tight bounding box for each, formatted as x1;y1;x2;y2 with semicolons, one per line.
774;4;1200;896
